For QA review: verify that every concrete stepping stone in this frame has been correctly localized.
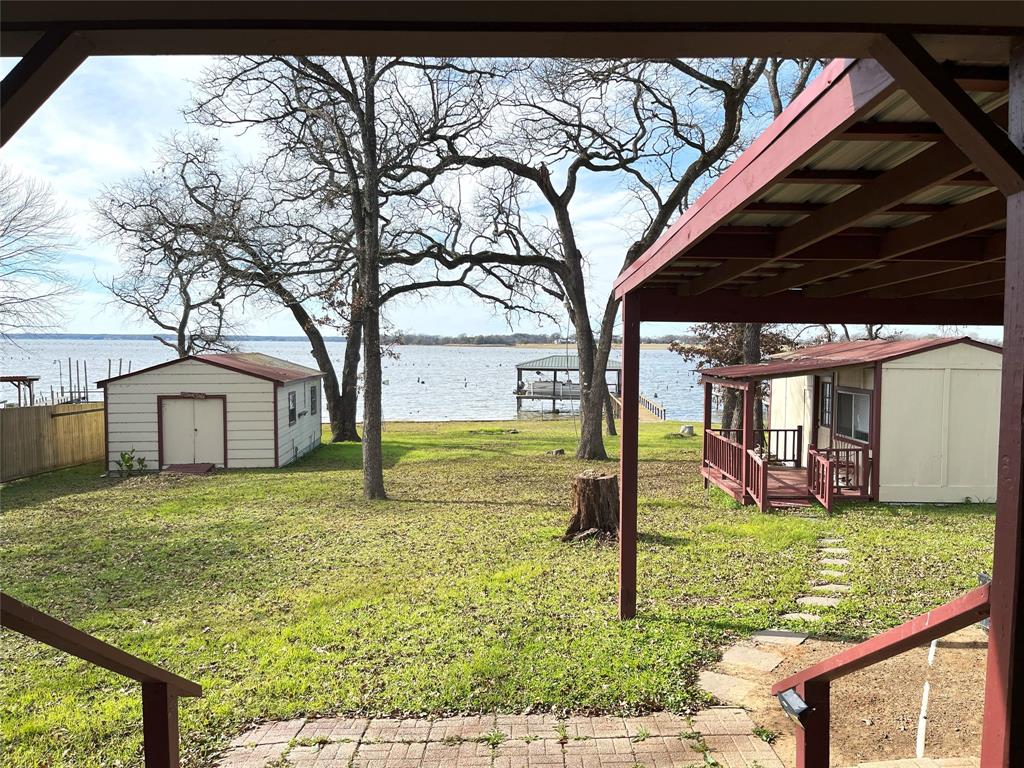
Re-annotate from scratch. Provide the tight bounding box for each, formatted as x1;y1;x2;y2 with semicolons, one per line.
697;670;757;705
721;644;783;672
781;612;822;622
820;557;850;566
751;628;808;646
812;583;851;594
797;595;841;607
818;538;844;546
820;569;847;579
820;547;850;555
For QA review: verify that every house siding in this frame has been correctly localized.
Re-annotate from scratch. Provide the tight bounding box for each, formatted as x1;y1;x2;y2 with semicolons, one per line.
104;359;276;470
879;343;1001;503
276;378;323;466
769;374;814;467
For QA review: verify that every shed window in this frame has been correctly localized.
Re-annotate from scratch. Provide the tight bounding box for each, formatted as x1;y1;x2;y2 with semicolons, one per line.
819;380;833;428
288;391;297;425
310;385;318;415
835;390;870;443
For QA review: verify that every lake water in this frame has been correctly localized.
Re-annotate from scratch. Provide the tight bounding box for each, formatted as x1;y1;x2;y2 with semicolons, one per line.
0;338;704;421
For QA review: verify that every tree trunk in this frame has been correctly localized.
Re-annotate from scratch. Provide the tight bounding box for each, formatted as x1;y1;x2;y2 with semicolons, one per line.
275;289;354;443
722;389;738;431
338;306;362;442
360;282;386;499
563;470;619;540
603;381;617;436
743;323;765;432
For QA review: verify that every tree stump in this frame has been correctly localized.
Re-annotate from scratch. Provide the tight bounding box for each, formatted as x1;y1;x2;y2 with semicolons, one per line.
563;470;619;541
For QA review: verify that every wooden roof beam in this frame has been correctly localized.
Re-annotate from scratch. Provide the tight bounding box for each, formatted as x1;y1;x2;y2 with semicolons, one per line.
841;121;945;141
877;190;1006;260
783;168;992;186
871;31;1024;195
740;260;865;297
924;280;1005;301
744;201;949;215
871;260;1006;297
1;29;91;146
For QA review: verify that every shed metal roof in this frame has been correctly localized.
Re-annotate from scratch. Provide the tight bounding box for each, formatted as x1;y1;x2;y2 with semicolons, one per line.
516;354;622;371
701;336;1001;382
97;352;323;386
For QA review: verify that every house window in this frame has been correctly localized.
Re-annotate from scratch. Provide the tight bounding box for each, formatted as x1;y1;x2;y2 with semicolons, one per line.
288;391;297;425
835;390;871;443
310;385;318;415
819;380;833;428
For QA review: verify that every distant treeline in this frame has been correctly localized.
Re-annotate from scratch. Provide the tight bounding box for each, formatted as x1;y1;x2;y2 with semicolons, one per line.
388;332;695;346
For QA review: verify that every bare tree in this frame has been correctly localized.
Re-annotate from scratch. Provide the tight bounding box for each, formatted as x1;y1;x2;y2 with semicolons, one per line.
0;165;76;338
95;154;239;356
191;56;548;498
448;58;783;459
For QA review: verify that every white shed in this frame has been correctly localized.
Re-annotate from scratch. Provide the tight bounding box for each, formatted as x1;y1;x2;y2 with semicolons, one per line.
98;353;325;471
700;337;1002;509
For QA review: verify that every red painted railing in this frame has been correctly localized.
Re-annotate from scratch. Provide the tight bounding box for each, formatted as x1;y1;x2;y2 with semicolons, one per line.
704;429;744;481
746;450;770;513
771;583;990;768
807;448;834;511
713;427;803;466
806;443;870;511
1;592;201;767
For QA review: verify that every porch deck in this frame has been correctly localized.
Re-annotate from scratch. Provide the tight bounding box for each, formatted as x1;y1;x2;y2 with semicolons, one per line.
701;464;812;507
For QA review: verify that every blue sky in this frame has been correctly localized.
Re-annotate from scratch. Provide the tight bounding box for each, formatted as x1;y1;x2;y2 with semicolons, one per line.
0;56;1001;343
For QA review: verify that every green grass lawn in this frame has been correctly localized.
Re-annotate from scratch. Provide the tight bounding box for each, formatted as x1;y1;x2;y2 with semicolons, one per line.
0;420;994;766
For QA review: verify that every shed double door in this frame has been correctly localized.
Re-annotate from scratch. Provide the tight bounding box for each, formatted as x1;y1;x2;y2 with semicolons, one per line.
161;397;225;468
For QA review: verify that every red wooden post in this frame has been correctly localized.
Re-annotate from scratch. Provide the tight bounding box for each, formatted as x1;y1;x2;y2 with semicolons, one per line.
980;36;1024;767
142;682;179;768
618;292;640;621
740;383;754;503
702;382;712;487
794;679;830;768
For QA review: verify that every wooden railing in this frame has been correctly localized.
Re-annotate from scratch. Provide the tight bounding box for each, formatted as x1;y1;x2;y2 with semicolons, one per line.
638;392;667;420
0;592;201;767
746;450;770;513
704;429;744;481
713;427;803;466
771;583;990;768
807;441;870;511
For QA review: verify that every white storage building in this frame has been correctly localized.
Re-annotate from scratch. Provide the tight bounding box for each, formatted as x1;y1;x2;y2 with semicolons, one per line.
98;353;324;471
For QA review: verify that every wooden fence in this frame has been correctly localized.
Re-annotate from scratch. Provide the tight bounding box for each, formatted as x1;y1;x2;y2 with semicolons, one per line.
1;402;105;482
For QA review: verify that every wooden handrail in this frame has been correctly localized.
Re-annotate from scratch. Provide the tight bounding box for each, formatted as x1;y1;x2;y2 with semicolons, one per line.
771;583;990;767
1;592;201;767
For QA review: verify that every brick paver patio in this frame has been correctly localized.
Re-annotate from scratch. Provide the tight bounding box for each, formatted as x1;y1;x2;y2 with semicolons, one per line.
214;709;783;768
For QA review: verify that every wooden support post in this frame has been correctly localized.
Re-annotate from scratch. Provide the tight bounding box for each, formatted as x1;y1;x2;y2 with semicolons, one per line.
741;384;754;503
618;293;640;621
1;30;92;146
142;682;180;768
980;36;1024;768
795;679;830;768
702;383;712;488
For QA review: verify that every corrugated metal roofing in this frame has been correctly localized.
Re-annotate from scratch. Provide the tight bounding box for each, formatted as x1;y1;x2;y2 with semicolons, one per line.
516;354;622;371
701;337;1001;381
97;352;323;386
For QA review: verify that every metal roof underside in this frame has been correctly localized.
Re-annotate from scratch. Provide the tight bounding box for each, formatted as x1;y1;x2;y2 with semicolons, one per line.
613;53;1014;322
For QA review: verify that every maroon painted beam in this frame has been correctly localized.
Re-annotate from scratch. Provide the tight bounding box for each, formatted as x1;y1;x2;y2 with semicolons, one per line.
871;32;1024;195
980;37;1024;767
743;201;949;215
741;260;864;296
1;29;91;146
925;280;1005;301
632;287;1002;325
841;121;944;141
618;293;640;621
875;190;1006;260
871;260;1006;298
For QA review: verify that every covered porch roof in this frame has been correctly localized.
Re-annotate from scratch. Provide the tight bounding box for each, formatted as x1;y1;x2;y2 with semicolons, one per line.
699;336;1001;384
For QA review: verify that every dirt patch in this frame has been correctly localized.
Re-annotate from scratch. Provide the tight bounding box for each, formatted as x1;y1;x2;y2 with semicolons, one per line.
716;626;986;766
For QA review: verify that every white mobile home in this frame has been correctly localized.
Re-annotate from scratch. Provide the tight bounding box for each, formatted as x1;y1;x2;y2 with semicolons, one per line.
699;337;1002;509
98;353;324;471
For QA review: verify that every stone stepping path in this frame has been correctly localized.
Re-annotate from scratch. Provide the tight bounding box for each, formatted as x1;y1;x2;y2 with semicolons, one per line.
797;594;841;607
782;536;853;626
750;628;808;646
811;583;851;594
215;710;784;767
721;644;783;672
781;611;822;622
821;557;850;566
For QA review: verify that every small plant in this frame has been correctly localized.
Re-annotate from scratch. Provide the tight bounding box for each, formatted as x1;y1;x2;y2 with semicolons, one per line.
630;726;650;743
479;729;507;749
522;734;539;743
116;449;136;477
554;723;569;744
752;726;778;745
135;456;148;472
